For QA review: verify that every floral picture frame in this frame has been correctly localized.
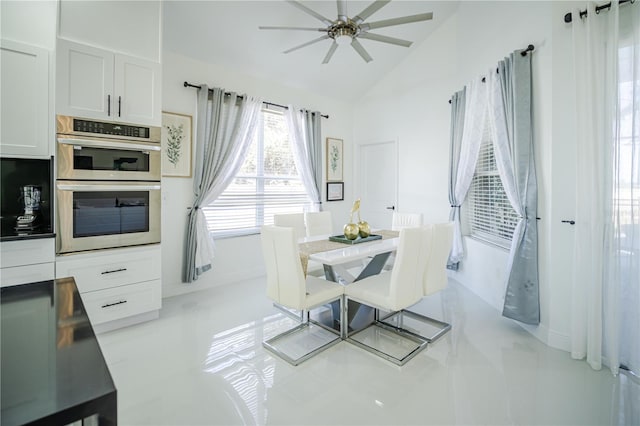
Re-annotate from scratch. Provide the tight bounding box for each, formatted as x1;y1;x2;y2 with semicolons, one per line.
326;137;343;182
161;111;192;177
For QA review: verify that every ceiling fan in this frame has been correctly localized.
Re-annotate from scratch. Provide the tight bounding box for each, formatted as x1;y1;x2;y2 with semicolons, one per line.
259;0;433;64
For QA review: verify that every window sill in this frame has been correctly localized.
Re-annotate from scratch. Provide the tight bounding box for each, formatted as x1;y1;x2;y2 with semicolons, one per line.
211;229;261;240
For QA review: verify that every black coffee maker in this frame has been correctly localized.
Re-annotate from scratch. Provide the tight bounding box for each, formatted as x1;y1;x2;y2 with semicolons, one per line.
15;185;42;230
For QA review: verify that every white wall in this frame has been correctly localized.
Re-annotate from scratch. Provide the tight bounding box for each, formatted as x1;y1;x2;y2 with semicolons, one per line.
353;1;576;351
161;51;355;298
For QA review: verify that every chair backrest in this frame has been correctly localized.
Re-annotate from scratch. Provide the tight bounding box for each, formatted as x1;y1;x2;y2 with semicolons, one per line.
423;222;454;296
260;226;306;310
305;211;333;237
387;226;431;311
273;213;306;240
392;212;423;231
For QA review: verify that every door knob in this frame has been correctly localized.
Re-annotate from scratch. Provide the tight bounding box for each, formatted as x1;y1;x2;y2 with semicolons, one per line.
386;206;395;210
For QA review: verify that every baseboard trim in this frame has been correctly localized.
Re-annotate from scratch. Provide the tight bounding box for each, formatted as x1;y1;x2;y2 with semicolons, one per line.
517;321;570;352
162;266;265;298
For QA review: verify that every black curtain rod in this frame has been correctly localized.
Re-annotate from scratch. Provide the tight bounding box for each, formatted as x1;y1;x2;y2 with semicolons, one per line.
564;0;634;23
183;81;329;119
448;44;534;104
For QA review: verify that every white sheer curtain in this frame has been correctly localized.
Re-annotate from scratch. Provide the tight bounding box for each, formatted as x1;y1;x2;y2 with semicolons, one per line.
571;1;640;375
449;77;488;263
183;86;263;283
285;107;322;211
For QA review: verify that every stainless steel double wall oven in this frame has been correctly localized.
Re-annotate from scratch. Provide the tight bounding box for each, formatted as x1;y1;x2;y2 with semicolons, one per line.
56;115;162;254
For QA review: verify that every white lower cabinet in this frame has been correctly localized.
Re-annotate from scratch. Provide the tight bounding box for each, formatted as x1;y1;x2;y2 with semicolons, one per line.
0;238;55;287
56;244;162;332
79;279;161;326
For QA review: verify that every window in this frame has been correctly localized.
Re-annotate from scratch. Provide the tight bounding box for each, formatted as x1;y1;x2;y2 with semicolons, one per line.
465;115;519;248
202;108;312;237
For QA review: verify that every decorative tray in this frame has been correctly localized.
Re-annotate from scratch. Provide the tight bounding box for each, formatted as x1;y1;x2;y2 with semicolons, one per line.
329;234;382;245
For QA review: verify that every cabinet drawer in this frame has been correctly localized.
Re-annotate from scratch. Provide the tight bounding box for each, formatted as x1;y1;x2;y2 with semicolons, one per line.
81;280;161;325
1;238;55;268
0;263;55;287
56;245;161;293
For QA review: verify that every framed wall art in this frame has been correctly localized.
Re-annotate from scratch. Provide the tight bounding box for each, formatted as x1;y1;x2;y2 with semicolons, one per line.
327;182;344;202
161;111;192;177
326;137;343;181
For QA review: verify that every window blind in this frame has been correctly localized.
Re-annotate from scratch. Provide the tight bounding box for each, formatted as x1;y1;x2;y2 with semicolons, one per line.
466;117;519;247
203;109;312;237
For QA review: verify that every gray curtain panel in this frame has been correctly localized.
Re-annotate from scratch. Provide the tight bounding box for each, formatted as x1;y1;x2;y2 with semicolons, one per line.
447;88;466;270
303;110;323;210
183;85;262;283
493;52;539;325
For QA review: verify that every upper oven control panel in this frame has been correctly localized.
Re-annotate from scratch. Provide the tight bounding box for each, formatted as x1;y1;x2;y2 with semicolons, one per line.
56;115;161;143
73;119;150;139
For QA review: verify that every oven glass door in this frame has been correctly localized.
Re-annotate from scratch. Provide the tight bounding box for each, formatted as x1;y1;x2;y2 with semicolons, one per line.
57;136;161;181
73;191;150;237
57;181;161;254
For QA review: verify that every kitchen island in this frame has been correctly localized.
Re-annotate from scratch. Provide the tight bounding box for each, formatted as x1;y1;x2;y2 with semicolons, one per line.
1;278;117;425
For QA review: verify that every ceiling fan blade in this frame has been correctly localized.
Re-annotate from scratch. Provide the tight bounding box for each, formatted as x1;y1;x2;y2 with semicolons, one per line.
361;12;433;30
353;0;391;24
283;35;330;54
337;0;348;22
351;38;373;63
322;41;338;64
286;0;333;25
358;32;412;47
259;26;327;32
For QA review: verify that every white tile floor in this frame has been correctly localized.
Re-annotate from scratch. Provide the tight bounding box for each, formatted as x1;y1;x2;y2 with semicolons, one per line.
97;278;639;425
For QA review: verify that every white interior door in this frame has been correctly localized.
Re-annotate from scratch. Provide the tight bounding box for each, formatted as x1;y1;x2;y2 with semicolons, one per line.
357;140;397;229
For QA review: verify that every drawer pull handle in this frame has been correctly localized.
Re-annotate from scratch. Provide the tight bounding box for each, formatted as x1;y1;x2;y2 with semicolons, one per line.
101;300;127;308
101;268;127;275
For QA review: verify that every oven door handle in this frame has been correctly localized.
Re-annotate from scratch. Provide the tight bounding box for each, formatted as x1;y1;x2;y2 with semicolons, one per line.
57;183;161;191
57;137;161;152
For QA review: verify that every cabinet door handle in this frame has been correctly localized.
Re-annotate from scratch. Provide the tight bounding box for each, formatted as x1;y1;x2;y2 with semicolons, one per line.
101;268;127;275
386;206;395;210
561;220;576;225
101;300;127;308
107;94;111;116
118;96;121;117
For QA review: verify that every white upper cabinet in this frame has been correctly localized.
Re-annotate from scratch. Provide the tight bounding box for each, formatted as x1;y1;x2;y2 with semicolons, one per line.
57;39;161;126
56;40;114;120
0;40;50;158
114;54;161;126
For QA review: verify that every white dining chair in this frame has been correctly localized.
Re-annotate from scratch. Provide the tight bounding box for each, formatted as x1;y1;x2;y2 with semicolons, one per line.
273;213;306;241
380;222;454;343
391;212;423;230
383;212;424;270
344;226;431;365
305;211;333;237
261;225;344;365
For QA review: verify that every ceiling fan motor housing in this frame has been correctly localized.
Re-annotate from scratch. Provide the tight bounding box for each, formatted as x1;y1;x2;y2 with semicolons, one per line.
329;19;359;44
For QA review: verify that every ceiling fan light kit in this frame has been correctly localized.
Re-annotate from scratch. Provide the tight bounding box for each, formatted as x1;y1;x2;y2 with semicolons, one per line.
259;0;434;64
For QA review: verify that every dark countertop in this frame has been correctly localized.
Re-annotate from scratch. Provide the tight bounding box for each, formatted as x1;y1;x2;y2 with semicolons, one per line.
0;216;55;242
1;278;117;426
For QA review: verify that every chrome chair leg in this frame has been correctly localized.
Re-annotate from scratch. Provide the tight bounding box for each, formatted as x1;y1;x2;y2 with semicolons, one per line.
379;309;451;343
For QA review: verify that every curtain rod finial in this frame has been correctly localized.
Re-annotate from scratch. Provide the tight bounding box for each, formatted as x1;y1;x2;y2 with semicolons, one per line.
183;81;188;87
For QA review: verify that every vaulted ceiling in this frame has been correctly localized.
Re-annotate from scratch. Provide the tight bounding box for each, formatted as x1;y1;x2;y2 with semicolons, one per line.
163;1;459;102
